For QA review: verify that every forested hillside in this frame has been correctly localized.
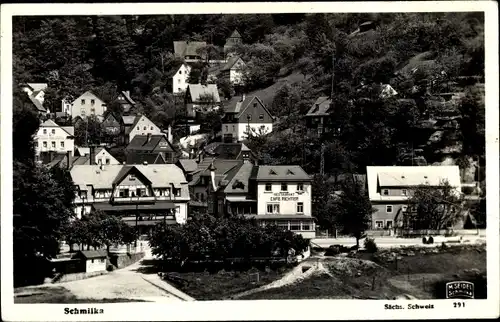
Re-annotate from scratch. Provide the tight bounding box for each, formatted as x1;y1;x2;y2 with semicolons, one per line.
13;13;485;175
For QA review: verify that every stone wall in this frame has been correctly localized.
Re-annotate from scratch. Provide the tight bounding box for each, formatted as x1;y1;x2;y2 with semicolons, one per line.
109;252;145;269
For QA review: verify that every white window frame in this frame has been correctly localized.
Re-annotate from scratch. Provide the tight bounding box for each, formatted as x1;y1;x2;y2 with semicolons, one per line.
402;205;408;212
266;203;280;214
386;220;393;229
297;183;304;191
265;183;272;192
51;129;55;134
51;141;56;148
382;189;389;196
297;202;304;214
43;129;47;134
375;221;384;229
281;183;287;191
402;189;407;196
60;141;64;148
386;205;393;213
43;141;47;148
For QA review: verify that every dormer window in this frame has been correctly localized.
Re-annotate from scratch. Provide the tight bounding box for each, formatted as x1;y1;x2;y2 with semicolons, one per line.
382;189;389;196
129;174;136;181
286;169;294;175
259;114;264;120
269;169;277;175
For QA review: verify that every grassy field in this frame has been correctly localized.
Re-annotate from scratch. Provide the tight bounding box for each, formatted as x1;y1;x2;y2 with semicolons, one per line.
14;286;147;304
165;268;287;301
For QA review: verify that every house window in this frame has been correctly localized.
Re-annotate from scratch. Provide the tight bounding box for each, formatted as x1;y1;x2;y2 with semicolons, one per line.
232;125;235;131
253;103;257;108
43;141;47;148
402;205;408;212
178;79;181;83
35;142;39;148
106;158;110;164
91;99;95;106
386;205;393;213
259;114;264;120
297;183;304;191
143;126;146;130
51;141;56;148
51;129;55;134
297;202;304;214
137;126;140;130
382;189;389;196
302;222;311;231
43;129;47;134
247;114;252;121
81;99;85;105
375;221;384;229
129;174;136;181
402;189;407;196
178;88;182;92
100;259;105;263
267;204;280;214
60;141;64;148
281;183;287;191
91;108;95;114
179;70;182;74
225;125;228;131
150;126;153;130
265;183;272;192
290;221;301;231
174;188;181;197
91;259;94;263
386;220;393;229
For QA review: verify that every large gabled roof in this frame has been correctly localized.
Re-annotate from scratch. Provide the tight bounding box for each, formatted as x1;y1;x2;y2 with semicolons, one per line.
224;162;255;194
187;84;221;103
126;134;174;152
254;165;311;182
224;96;273;120
173;41;207;58
229;29;242;39
29;96;46;112
366;166;462;201
306;96;332;117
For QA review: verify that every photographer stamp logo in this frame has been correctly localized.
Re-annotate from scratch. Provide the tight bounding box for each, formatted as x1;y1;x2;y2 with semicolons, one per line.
446;281;475;299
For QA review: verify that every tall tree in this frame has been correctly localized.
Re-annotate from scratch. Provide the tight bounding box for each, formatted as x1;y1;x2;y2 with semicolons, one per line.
336;176;374;247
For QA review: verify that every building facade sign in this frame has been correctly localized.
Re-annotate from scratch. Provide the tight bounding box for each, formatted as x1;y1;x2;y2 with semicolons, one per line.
269;192;299;202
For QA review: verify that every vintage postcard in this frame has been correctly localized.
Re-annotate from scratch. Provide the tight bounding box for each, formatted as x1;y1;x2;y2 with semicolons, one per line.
1;1;498;321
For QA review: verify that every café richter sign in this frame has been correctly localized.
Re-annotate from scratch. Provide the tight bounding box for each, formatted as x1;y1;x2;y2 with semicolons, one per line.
269;192;300;202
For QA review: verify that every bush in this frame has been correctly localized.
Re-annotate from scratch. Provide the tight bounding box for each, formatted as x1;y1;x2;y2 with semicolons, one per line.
364;238;378;253
106;264;114;272
324;245;340;256
422;237;428;244
428;236;434;244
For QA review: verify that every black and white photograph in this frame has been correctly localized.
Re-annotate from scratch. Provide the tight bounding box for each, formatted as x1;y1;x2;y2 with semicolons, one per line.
1;1;498;321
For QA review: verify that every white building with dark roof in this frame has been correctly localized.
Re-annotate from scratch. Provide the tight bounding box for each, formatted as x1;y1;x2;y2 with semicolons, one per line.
34;119;75;162
366;166;463;231
70;164;190;233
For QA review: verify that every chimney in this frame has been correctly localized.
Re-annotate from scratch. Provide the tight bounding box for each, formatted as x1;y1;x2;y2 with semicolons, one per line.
66;151;71;170
167;124;173;143
143;161;148;166
89;145;96;165
146;133;152;144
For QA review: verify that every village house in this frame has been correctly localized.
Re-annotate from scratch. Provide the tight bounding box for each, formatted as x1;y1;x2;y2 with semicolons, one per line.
71;250;108;273
208;56;246;86
185;84;221;113
201;142;258;164
115;90;136;114
61;97;72;117
125;133;176;165
166;62;192;94
45;146;120;169
122;114;163;145
173;40;207;62
20;82;50;116
188;157;243;212
102;112;122;139
70;163;190;234
366;166;465;233
208;164;316;240
221;95;274;143
71;91;107;120
305;96;335;137
223;29;243;57
34;119;75;163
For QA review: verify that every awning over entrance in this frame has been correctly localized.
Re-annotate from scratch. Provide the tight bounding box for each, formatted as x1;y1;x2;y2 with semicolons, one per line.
245;214;315;221
93;201;176;212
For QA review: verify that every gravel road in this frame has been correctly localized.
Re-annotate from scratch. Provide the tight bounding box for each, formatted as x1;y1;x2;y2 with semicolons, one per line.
58;246;181;302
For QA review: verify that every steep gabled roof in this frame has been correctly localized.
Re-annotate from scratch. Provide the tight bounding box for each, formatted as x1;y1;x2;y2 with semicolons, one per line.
221;56;244;71
126;152;166;165
122;115;138;126
224;163;255;194
126;134;175;152
177;159;198;173
187;84;221;103
71;91;106;106
229;29;242;39
173;41;207;58
306;96;332;117
166;62;188;78
116;91;136;105
40;119;59;127
61;126;75;136
254;165;311;182
224;96;273;120
30;96;46;112
26;83;48;92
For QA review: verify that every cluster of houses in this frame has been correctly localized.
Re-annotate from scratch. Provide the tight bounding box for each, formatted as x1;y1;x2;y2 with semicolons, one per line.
21;26;483;255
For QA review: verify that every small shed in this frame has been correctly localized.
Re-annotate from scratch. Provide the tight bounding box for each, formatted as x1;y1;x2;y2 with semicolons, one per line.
72;250;108;273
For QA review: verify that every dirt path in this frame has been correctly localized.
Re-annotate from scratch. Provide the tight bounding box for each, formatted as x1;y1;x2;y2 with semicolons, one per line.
387;273;445;299
56;248;182;302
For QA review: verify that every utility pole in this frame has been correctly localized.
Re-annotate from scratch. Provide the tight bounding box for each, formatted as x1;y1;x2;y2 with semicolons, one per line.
320;143;325;176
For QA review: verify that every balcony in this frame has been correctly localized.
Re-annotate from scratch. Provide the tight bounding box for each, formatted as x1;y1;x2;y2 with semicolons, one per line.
111;196;156;204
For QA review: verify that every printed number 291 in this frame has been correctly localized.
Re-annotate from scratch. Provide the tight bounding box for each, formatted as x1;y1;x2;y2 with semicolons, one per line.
453;302;465;308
